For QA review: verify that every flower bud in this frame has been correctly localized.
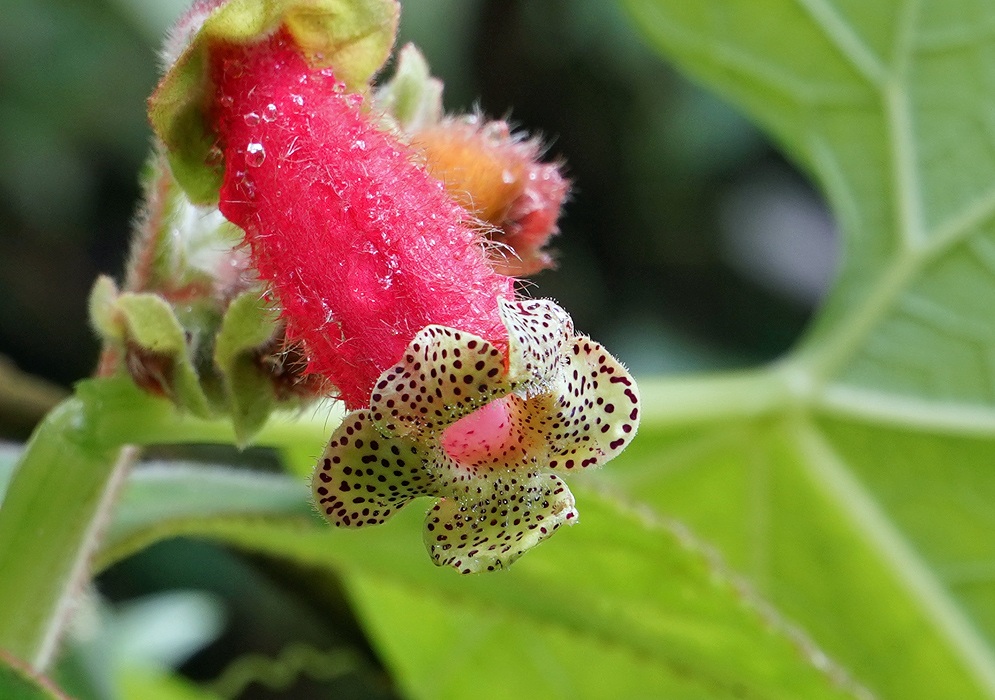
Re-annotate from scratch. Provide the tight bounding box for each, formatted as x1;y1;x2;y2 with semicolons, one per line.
413;117;568;275
206;29;514;408
375;46;569;276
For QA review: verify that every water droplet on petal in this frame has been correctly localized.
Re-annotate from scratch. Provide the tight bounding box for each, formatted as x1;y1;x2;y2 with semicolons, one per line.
246;142;266;167
333;81;346;94
291;94;304;107
262;103;278;122
501;169;516;184
244;112;260;126
220;95;234;108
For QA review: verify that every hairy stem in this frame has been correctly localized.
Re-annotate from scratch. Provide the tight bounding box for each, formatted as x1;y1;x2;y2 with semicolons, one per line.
0;393;128;669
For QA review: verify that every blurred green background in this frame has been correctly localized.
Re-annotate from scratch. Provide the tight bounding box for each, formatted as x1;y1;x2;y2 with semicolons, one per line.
0;0;838;697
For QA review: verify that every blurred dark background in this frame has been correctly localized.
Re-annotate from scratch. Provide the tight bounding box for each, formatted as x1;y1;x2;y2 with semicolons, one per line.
0;1;838;697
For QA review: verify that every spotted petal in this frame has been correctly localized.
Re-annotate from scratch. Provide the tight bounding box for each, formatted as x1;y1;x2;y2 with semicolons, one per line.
531;336;641;471
500;298;573;389
424;472;578;573
310;297;640;574
312;410;434;527
369;326;511;440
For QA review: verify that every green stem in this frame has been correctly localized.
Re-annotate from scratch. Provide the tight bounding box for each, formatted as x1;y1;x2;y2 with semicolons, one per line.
78;376;334;448
638;364;797;427
0;393;129;669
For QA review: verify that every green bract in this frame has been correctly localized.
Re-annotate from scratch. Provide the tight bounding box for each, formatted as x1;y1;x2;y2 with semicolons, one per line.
213;290;284;444
88;154;304;444
148;0;400;204
373;43;443;133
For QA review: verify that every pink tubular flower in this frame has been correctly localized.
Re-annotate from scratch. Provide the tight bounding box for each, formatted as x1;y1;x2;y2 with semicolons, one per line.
209;29;514;408
149;0;640;572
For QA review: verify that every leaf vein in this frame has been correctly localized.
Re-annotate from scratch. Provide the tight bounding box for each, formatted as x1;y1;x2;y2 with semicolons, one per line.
927;187;995;260
819;384;995;436
792;419;995;698
792;0;888;86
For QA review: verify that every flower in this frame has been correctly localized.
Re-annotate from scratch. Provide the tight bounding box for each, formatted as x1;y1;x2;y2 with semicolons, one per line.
312;298;640;573
208;28;515;408
148;0;641;572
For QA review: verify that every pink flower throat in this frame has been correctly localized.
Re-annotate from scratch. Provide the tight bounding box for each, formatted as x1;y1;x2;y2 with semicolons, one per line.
440;396;520;468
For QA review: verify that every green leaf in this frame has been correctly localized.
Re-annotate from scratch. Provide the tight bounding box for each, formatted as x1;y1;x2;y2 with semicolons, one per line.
95;463;864;700
0;395;128;670
614;2;995;699
213;291;280;445
0;443;20;500
0;376;324;673
340;497;857;700
1;650;76;699
119;670;221;700
98;463;314;569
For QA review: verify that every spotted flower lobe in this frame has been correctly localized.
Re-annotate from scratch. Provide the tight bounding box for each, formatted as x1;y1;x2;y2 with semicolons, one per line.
426;472;577;574
313;410;434;527
370;327;512;441
311;298;640;573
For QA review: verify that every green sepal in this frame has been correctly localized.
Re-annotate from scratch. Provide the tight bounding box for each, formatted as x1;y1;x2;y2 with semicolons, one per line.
214;290;281;445
149;0;400;204
278;0;399;85
116;294;213;418
374;43;442;132
148;47;220;205
116;294;188;355
88;276;122;343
